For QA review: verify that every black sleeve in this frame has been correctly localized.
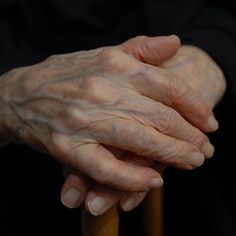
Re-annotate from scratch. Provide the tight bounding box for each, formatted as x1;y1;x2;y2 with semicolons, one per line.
180;0;236;101
0;1;47;75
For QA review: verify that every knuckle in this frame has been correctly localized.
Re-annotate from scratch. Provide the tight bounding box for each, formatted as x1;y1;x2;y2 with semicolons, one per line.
168;75;188;102
96;164;145;191
163;140;185;159
50;132;63;149
100;48;139;73
192;132;208;148
156;108;177;134
138;131;158;156
100;48;122;65
169;144;200;170
49;132;70;157
192;97;209;119
94;164;111;183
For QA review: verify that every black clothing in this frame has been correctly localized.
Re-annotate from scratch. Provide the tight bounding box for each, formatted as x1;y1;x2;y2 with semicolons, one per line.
0;0;236;235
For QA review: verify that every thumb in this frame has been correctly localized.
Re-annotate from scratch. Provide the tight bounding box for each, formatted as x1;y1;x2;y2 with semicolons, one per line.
120;35;181;66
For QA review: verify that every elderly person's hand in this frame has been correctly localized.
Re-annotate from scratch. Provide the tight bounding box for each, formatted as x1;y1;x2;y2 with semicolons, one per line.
0;35;216;209
60;43;226;215
161;45;226;109
61;149;165;215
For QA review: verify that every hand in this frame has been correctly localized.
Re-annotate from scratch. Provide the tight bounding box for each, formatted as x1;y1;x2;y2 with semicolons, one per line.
161;45;226;108
60;45;224;214
61;150;166;215
0;36;216;194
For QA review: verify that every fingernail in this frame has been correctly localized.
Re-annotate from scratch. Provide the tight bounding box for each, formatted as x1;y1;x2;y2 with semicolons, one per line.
190;152;205;167
149;178;163;188
201;142;214;158
88;196;106;216
121;197;135;212
207;115;219;131
61;187;81;209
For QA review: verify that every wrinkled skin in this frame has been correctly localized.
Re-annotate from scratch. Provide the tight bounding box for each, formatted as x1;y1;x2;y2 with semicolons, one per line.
0;36;221;214
61;45;226;215
162;45;226;108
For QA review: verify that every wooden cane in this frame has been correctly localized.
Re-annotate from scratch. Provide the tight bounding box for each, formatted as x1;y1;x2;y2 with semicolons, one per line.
142;188;163;236
81;189;163;236
82;204;119;236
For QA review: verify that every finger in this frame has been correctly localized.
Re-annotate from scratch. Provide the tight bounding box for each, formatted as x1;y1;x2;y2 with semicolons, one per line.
121;150;166;173
85;186;147;216
61;156;166;213
58;141;163;192
116;155;165;213
120;192;147;212
120;35;181;66
119;161;166;213
93;119;205;170
60;146;125;209
129;66;218;132
61;170;93;209
85;152;154;216
123;96;214;158
119;152;150;212
85;186;124;216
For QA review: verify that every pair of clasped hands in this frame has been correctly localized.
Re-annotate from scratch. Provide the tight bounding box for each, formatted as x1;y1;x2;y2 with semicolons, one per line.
0;35;226;216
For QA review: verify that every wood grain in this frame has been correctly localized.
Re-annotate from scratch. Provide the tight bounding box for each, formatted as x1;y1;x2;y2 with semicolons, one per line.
82;204;119;236
142;188;163;236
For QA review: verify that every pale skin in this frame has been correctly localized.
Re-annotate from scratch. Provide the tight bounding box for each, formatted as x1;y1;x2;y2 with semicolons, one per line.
0;36;223;214
60;43;226;215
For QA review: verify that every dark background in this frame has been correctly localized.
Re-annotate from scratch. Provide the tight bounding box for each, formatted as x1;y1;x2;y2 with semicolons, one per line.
0;0;236;235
